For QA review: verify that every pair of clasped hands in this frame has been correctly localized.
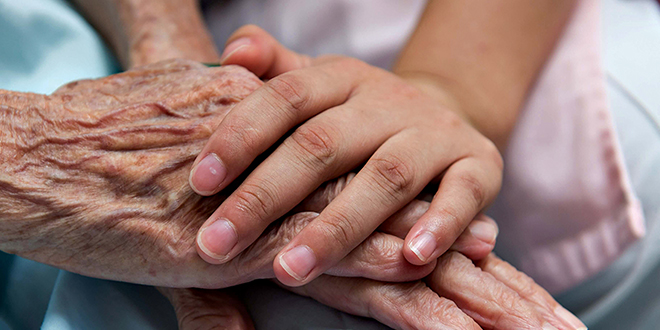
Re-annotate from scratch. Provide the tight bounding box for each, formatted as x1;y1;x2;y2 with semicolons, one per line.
166;26;585;330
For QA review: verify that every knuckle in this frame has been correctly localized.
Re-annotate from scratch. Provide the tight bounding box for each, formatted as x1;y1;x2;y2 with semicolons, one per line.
440;251;470;271
369;155;416;199
222;117;262;156
493;286;521;314
439;109;466;130
435;206;465;239
428;297;465;324
361;233;399;266
264;74;309;119
514;274;538;300
289;124;339;167
340;57;367;70
456;172;487;209
232;180;281;223
381;282;476;330
316;210;361;248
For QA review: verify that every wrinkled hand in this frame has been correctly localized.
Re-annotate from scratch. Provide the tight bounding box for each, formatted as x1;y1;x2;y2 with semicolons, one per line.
161;252;586;330
0;60;442;288
160;212;581;330
189;25;504;287
159;211;501;330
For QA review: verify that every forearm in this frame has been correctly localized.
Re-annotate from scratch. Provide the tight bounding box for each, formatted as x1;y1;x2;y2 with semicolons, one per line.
71;0;219;68
394;0;576;149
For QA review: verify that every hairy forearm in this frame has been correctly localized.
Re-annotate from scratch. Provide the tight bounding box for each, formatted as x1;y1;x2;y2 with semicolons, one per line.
394;0;576;149
71;0;219;68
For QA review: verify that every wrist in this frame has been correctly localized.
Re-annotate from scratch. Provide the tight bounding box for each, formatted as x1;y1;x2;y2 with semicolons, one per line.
120;0;220;68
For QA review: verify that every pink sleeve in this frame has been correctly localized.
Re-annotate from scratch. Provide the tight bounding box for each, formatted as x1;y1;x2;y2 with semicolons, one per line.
488;0;645;294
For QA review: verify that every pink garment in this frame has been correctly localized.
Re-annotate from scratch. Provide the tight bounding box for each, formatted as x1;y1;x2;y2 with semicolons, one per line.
206;0;645;294
489;0;645;294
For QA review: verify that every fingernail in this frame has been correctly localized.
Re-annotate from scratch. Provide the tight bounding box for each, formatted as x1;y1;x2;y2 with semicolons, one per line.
220;38;251;63
554;305;586;329
197;219;238;261
409;232;437;262
190;153;226;194
469;220;498;244
279;245;316;281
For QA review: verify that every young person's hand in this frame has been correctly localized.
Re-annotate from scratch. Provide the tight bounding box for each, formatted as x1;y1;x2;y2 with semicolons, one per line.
190;26;503;286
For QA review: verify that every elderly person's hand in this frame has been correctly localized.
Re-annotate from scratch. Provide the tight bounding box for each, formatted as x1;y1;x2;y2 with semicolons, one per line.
160;252;586;330
0;60;453;288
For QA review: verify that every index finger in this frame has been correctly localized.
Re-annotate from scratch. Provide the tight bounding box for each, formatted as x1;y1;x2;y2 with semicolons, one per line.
188;57;365;196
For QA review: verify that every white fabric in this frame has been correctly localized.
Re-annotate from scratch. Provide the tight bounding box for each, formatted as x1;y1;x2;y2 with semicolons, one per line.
204;0;426;69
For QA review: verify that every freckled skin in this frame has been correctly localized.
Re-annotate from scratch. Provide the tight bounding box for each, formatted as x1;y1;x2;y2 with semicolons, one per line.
0;59;313;288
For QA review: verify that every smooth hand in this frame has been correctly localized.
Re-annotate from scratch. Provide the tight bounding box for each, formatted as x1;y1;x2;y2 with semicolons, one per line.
189;26;504;286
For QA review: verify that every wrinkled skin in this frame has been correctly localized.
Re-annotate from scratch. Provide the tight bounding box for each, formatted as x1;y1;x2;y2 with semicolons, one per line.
0;58;584;329
160;252;587;330
0;59;434;288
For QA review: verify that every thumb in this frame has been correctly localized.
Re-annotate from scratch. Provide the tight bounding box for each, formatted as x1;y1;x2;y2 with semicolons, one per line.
158;287;254;330
219;24;312;78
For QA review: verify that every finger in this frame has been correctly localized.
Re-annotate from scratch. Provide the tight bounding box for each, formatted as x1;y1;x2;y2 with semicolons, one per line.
272;130;458;286
283;276;481;330
196;106;398;264
218;24;313;78
292;173;356;213
426;251;560;330
404;155;502;265
377;200;431;237
299;180;497;262
328;231;436;282
188;57;367;197
476;254;587;330
232;212;433;283
379;202;498;260
157;287;254;330
295;175;497;260
448;214;498;260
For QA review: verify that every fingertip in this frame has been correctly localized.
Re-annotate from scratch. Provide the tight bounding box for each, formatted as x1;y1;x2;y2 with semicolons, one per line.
189;153;227;196
468;215;498;245
221;27;276;77
404;231;438;266
195;219;238;264
449;216;498;259
219;37;253;63
451;240;495;261
220;40;274;77
274;245;317;287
